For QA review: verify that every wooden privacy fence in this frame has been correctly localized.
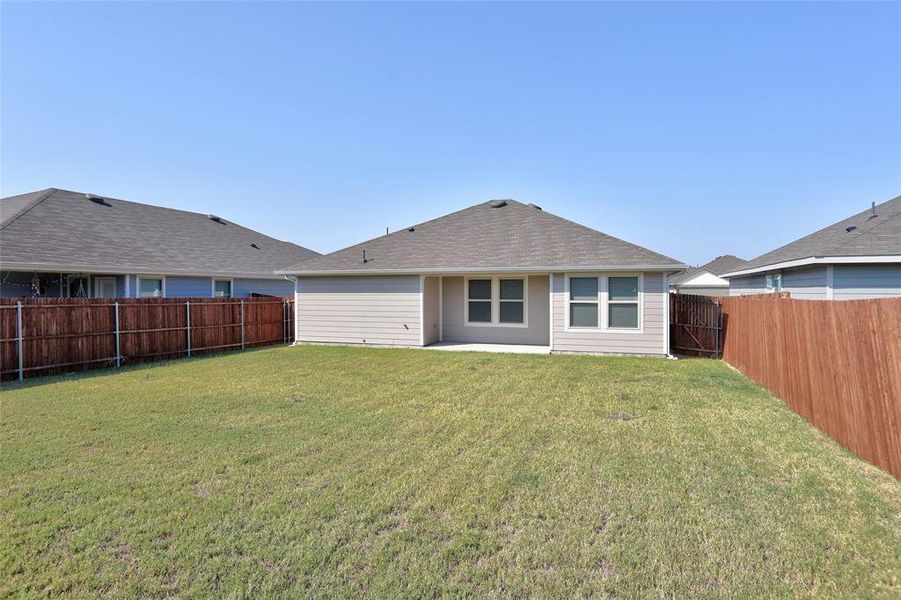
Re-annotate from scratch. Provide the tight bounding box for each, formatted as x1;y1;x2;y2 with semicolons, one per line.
669;294;724;357
0;297;294;382
719;295;901;478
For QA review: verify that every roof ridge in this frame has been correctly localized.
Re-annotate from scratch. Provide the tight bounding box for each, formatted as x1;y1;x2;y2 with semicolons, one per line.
0;188;58;230
304;199;519;261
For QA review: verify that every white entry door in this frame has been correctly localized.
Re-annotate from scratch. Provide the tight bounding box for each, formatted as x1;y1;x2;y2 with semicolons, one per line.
94;277;117;298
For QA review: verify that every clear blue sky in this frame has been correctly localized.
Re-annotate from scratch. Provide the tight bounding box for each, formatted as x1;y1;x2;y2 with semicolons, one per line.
2;1;899;265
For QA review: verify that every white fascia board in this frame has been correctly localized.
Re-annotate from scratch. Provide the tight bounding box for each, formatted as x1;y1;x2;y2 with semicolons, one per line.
278;264;689;276
0;263;288;280
722;255;901;278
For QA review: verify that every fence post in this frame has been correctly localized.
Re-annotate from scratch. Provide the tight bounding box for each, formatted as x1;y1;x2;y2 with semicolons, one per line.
16;301;23;381
283;300;287;344
186;301;192;357
114;302;121;368
240;300;245;349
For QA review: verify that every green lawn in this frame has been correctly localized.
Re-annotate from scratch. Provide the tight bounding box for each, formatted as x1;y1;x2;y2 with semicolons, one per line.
2;346;898;597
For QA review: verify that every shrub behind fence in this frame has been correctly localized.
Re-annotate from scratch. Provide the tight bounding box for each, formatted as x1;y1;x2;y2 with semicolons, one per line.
720;295;901;478
0;297;294;382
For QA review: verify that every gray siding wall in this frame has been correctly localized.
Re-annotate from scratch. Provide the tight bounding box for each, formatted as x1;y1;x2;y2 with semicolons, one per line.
781;266;827;300
833;264;901;300
423;276;440;345
729;274;766;296
296;275;422;347
551;272;666;356
233;277;294;298
441;275;550;345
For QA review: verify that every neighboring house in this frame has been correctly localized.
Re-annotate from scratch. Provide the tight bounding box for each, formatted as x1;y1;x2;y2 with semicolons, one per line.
723;195;901;300
668;255;748;296
0;188;319;298
277;199;686;355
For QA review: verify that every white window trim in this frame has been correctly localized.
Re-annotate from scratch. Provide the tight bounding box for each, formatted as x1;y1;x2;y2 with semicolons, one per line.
564;273;644;334
137;275;166;298
212;277;234;298
463;275;529;328
94;276;117;298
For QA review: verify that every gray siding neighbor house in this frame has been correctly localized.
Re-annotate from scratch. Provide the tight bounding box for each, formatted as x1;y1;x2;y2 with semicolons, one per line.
723;195;901;300
0;188;319;298
668;255;747;296
278;199;686;355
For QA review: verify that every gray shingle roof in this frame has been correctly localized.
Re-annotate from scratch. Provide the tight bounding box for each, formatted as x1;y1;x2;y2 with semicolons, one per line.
279;199;683;274
0;188;320;277
726;195;901;275
670;254;748;285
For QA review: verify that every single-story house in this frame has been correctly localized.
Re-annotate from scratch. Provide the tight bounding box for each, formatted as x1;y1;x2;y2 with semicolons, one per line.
278;199;686;355
0;188;319;298
723;195;901;300
668;254;747;296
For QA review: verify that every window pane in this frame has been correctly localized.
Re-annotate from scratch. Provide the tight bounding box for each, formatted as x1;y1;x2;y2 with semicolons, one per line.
609;303;639;328
468;279;491;300
214;280;231;297
468;301;491;322
499;279;524;300
139;278;162;297
570;303;598;327
499;301;523;323
609;277;638;301
570;277;598;301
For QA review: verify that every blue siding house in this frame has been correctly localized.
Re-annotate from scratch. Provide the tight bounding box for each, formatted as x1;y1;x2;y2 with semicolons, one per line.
0;188;319;298
723;195;901;300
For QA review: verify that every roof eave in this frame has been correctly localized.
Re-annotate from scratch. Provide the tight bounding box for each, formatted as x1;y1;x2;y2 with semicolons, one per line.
277;264;688;276
722;255;901;278
0;262;289;280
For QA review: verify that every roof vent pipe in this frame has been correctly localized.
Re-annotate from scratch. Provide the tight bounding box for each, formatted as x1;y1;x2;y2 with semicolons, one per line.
870;201;877;219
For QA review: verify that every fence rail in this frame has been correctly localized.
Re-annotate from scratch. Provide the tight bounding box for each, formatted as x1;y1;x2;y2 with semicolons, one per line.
0;297;294;382
719;295;901;479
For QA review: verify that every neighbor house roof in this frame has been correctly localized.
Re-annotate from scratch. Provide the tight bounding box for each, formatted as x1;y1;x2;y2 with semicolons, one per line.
278;199;684;275
0;188;320;278
723;195;901;277
669;254;748;286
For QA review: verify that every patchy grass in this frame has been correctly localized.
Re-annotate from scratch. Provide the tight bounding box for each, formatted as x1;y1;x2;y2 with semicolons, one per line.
2;346;898;597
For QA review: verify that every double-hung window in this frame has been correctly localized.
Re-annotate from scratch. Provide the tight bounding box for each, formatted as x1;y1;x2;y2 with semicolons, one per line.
765;273;782;292
569;277;599;327
465;277;527;326
567;275;641;330
467;279;492;323
499;279;525;324
607;276;639;329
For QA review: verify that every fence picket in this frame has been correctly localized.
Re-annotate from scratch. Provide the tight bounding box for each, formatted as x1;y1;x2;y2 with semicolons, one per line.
719;295;901;479
1;297;294;382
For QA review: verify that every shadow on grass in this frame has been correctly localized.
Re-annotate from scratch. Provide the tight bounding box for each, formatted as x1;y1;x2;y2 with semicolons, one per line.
0;345;289;391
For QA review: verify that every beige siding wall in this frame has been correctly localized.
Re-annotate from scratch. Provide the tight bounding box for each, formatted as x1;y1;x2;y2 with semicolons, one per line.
297;276;421;347
551;272;667;355
441;275;550;345
423;276;441;345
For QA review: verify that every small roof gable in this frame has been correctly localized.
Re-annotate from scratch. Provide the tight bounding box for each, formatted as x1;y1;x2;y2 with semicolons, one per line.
280;199;683;274
669;254;748;286
729;195;901;275
0;188;320;277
